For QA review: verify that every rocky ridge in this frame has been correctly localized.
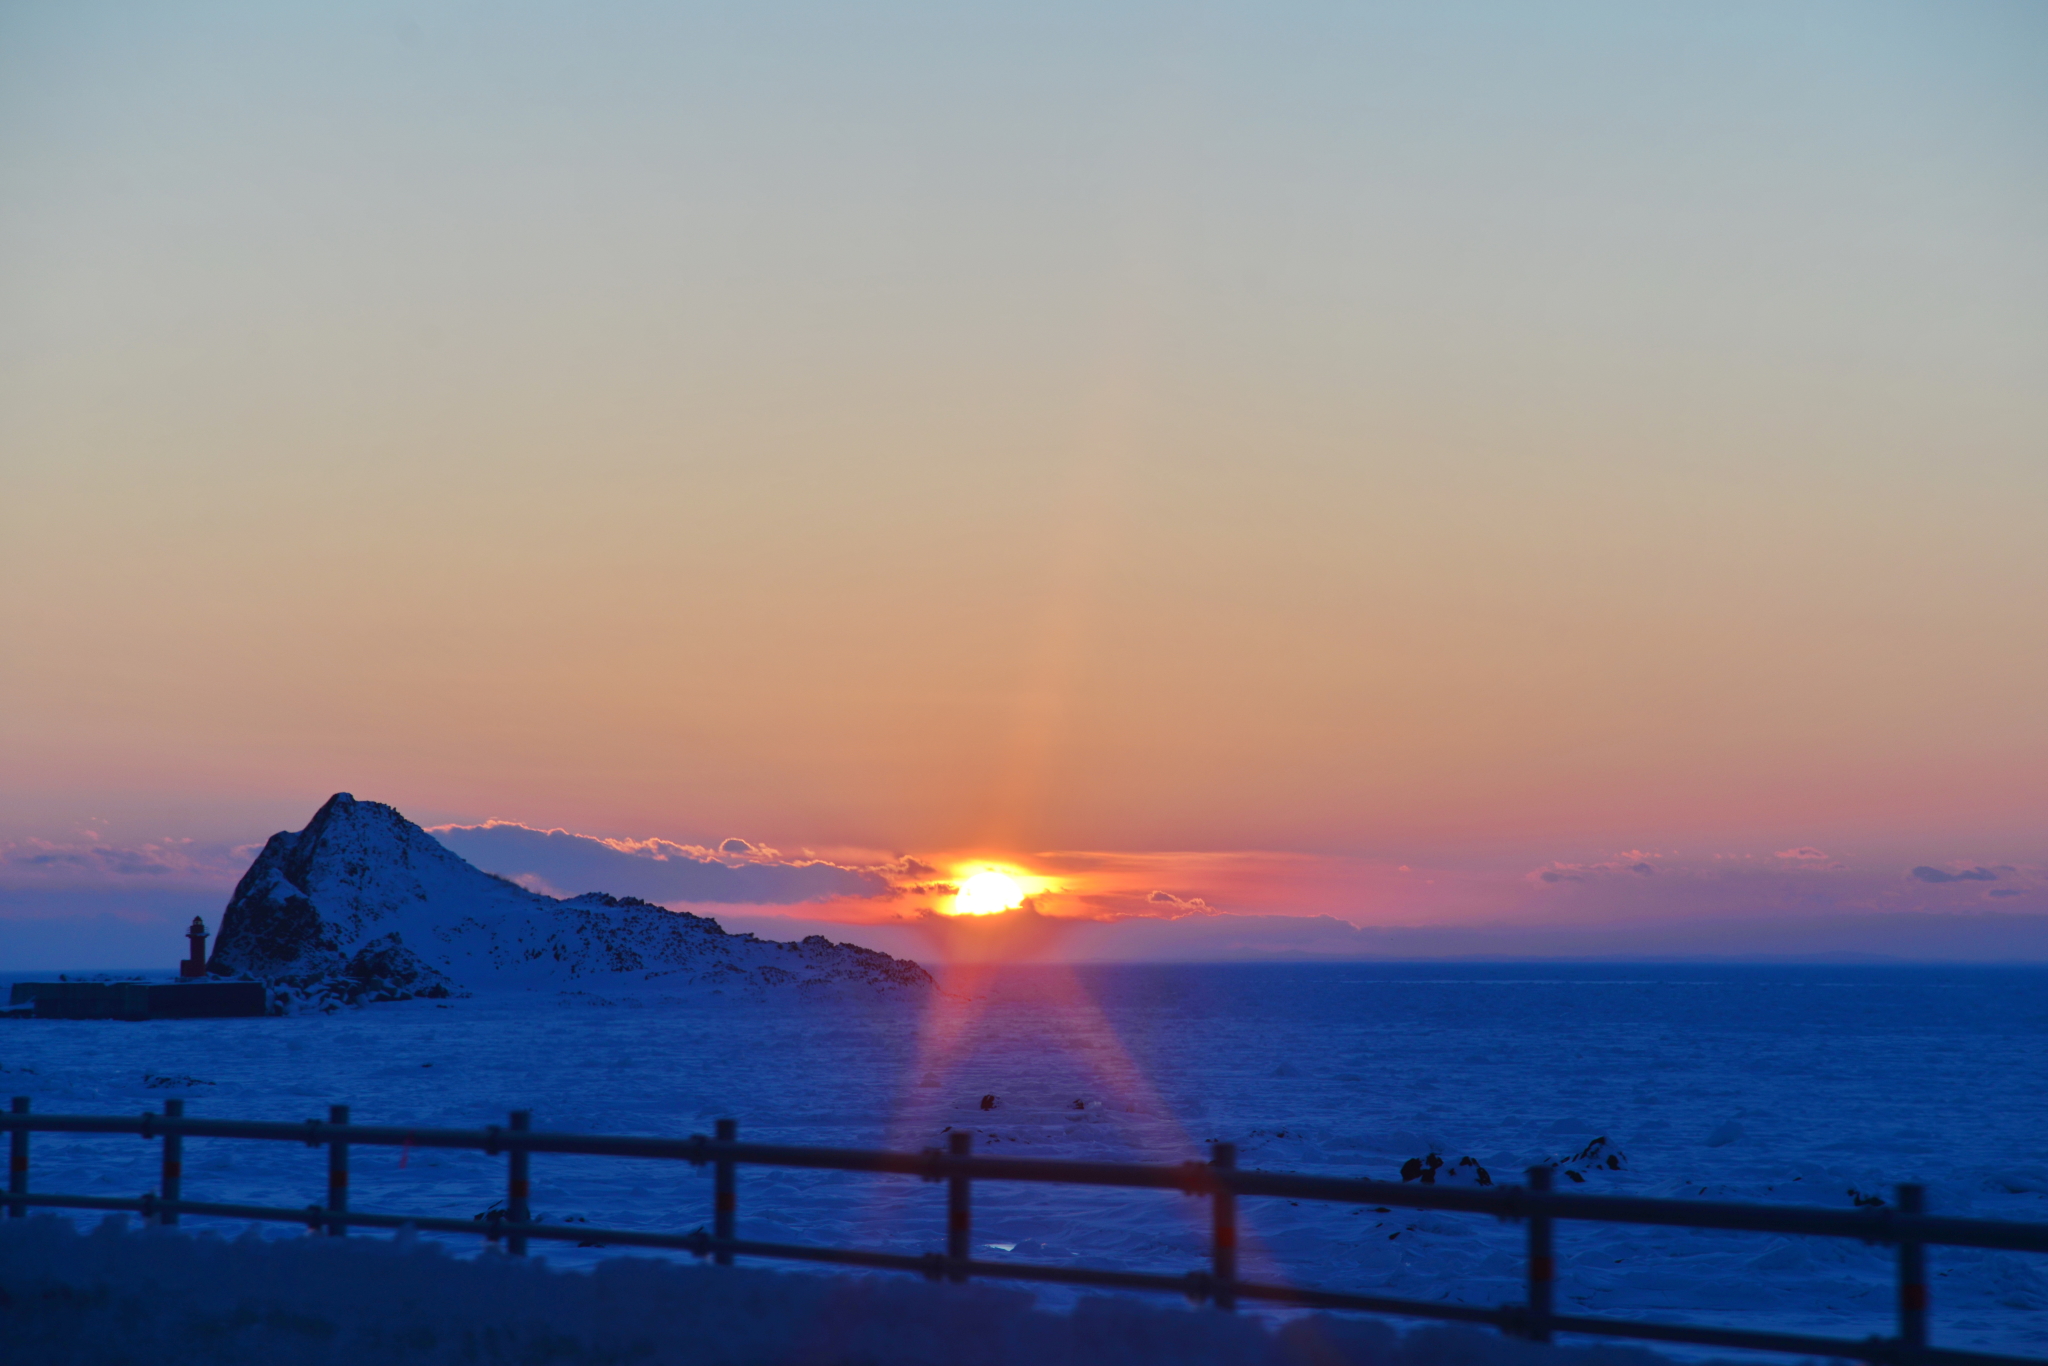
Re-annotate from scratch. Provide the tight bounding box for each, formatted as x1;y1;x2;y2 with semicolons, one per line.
209;794;933;1008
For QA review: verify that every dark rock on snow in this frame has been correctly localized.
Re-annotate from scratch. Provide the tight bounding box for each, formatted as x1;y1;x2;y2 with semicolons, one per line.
1397;1137;1628;1188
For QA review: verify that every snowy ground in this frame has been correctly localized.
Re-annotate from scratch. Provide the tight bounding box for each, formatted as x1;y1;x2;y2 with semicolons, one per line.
0;1213;1681;1366
3;962;2045;1359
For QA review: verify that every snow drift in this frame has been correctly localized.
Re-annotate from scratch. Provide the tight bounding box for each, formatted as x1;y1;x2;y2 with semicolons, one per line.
208;793;931;1005
0;1214;1678;1366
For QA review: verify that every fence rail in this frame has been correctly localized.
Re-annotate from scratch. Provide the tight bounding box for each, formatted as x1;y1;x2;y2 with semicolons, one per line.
4;1098;2043;1366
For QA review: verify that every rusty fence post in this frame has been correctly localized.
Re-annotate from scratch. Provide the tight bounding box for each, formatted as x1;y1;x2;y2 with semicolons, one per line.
714;1118;736;1265
10;1096;28;1218
1526;1166;1554;1343
947;1130;972;1283
1898;1183;1927;1363
1211;1141;1238;1311
507;1110;531;1256
159;1099;182;1225
327;1104;349;1236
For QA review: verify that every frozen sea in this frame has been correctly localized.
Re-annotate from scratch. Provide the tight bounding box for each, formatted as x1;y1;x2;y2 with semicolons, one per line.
4;961;2046;1359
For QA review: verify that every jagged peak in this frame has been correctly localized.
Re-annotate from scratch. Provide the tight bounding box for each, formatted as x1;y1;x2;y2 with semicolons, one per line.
302;792;435;842
279;794;472;881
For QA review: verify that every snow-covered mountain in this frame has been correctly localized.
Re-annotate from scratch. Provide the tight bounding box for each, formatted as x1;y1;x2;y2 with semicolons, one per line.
209;794;932;1004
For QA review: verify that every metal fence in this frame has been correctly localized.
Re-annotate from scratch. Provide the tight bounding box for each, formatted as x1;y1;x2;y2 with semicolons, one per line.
4;1097;2044;1366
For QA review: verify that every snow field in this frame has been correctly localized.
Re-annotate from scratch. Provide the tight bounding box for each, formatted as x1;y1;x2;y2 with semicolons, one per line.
0;1212;1684;1366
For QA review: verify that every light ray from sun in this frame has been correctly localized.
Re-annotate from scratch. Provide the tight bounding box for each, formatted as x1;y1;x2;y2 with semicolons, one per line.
878;960;1289;1292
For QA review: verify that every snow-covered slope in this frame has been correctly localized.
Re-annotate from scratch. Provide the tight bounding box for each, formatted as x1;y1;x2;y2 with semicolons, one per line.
208;793;931;1003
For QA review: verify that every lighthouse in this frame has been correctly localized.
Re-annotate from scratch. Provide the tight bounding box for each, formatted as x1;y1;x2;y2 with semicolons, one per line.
181;916;209;979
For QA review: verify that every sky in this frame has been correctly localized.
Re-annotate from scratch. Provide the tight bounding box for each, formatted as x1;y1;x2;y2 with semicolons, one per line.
2;2;2044;965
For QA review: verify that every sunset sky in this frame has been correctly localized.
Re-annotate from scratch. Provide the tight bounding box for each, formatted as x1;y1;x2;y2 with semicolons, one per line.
2;2;2043;965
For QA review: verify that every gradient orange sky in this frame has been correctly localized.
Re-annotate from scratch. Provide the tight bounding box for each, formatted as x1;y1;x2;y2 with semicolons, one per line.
2;3;2044;961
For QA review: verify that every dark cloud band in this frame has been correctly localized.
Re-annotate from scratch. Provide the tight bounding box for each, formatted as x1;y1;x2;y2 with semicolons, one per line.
1910;866;1998;884
430;823;890;905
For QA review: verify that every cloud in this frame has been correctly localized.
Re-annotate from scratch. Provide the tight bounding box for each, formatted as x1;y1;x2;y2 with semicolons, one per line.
1775;847;1830;861
1145;890;1219;915
1531;852;1662;885
0;886;229;970
1483;852;2048;928
428;821;892;905
1910;866;1999;884
0;838;248;886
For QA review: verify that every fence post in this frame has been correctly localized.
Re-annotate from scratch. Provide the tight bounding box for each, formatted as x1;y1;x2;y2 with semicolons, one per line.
507;1110;531;1256
947;1130;972;1283
1897;1183;1927;1363
1525;1166;1555;1342
1211;1141;1238;1311
327;1105;349;1237
714;1118;736;1266
9;1096;28;1218
159;1099;182;1226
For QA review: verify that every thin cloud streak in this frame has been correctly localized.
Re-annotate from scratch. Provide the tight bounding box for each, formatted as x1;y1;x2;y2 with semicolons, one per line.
0;837;254;885
427;821;895;905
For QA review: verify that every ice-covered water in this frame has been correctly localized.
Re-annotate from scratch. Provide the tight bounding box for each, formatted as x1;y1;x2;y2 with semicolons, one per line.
5;962;2046;1358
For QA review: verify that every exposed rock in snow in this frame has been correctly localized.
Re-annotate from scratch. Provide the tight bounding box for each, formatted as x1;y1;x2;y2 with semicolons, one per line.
1397;1137;1627;1188
1543;1135;1628;1184
209;794;933;1006
1399;1153;1494;1186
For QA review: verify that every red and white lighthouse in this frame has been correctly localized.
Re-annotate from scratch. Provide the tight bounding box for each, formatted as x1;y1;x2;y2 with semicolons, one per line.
181;916;208;979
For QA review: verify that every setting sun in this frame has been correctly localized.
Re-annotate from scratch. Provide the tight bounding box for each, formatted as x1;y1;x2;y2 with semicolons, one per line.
950;868;1029;916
